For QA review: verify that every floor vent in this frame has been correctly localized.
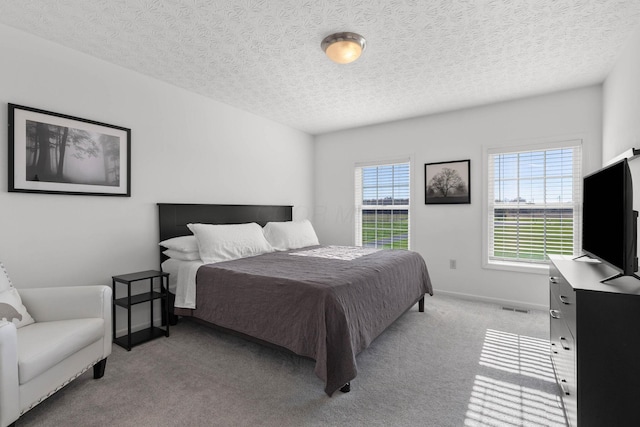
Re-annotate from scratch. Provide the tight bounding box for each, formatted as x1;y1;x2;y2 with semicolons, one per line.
501;306;530;314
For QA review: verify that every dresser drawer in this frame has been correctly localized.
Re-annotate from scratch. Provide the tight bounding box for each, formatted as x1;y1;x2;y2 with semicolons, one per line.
550;304;575;381
549;272;576;335
549;306;576;426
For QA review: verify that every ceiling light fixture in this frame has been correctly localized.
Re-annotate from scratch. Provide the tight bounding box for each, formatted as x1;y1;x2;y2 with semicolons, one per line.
321;32;366;64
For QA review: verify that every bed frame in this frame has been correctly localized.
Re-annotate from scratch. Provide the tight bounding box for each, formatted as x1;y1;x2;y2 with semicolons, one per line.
156;203;424;394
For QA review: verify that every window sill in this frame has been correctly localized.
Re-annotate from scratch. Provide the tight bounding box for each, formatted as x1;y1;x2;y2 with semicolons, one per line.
483;260;550;275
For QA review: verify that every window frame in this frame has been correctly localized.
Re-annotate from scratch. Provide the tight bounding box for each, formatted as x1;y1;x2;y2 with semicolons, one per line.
355;158;412;250
482;139;583;274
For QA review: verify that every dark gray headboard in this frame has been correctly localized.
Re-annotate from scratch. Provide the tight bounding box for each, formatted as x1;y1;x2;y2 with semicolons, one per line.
157;203;293;265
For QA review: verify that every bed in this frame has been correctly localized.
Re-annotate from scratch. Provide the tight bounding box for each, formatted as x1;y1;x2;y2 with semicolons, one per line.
158;203;433;396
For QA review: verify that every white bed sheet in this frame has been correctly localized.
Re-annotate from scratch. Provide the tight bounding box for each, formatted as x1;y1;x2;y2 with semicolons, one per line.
161;258;203;309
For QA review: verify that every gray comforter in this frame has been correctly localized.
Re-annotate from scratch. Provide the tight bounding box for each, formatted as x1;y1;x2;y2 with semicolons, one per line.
174;246;433;395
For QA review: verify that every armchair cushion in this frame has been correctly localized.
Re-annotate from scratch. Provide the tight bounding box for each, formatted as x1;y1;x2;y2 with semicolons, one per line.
17;318;104;384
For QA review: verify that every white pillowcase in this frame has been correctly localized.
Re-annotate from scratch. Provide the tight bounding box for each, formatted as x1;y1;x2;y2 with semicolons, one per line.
0;263;35;328
0;288;35;328
262;219;320;251
162;249;202;261
159;235;199;252
187;222;275;263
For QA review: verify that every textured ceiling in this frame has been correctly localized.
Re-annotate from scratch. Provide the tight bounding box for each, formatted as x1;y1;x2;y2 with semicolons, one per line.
1;1;640;135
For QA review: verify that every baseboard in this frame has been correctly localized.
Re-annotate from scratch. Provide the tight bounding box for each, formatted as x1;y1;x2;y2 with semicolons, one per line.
434;289;548;312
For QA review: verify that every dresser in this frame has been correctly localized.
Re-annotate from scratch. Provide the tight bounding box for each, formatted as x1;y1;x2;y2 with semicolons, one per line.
549;255;640;427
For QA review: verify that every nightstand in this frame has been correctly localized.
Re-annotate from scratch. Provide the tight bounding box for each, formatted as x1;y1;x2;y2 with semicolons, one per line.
112;270;170;351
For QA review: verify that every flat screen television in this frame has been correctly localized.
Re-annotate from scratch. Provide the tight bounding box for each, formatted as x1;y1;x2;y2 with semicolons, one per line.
581;158;639;282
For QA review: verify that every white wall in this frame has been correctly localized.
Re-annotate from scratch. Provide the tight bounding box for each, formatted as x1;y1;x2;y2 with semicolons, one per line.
603;26;640;163
315;86;602;310
0;25;314;330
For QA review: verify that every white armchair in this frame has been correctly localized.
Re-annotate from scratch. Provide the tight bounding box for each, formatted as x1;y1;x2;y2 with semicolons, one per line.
0;285;112;427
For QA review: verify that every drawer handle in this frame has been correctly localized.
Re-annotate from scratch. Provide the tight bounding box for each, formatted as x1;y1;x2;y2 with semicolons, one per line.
560;337;570;351
549;277;559;284
549;309;561;319
560;380;570;395
559;295;571;305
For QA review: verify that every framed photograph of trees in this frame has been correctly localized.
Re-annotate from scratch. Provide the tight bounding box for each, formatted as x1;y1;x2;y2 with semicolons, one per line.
8;104;131;196
425;159;470;204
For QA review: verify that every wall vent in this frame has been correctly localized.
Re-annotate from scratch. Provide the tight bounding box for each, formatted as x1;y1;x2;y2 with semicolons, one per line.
501;306;530;314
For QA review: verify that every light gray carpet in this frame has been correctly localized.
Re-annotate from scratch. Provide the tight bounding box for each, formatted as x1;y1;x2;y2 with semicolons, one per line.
17;294;566;426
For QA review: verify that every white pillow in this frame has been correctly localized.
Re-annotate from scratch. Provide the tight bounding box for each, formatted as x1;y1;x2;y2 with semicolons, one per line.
0;288;35;328
0;264;35;328
187;222;275;263
159;235;198;252
162;249;202;261
263;219;320;251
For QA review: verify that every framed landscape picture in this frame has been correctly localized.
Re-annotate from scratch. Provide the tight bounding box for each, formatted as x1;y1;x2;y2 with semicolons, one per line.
425;159;470;204
8;104;131;196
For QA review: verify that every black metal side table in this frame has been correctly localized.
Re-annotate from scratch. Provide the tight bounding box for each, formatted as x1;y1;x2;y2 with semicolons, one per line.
112;270;170;351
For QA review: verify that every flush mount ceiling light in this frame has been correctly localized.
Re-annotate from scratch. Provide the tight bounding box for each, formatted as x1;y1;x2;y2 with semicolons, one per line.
321;32;366;64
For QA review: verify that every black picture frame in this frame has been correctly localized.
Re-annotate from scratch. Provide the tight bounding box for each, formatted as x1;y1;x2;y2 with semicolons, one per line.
425;159;470;204
8;103;131;196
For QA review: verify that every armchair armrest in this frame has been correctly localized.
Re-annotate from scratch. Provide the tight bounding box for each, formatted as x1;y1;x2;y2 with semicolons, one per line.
0;320;20;427
19;285;111;322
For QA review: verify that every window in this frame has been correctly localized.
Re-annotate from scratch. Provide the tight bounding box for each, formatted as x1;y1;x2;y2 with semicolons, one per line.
355;160;410;249
486;141;582;269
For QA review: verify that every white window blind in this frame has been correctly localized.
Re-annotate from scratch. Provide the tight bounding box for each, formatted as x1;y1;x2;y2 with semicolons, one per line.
355;161;410;249
487;141;582;265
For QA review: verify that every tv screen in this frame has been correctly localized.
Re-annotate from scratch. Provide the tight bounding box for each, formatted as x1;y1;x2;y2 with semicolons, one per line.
582;159;637;279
